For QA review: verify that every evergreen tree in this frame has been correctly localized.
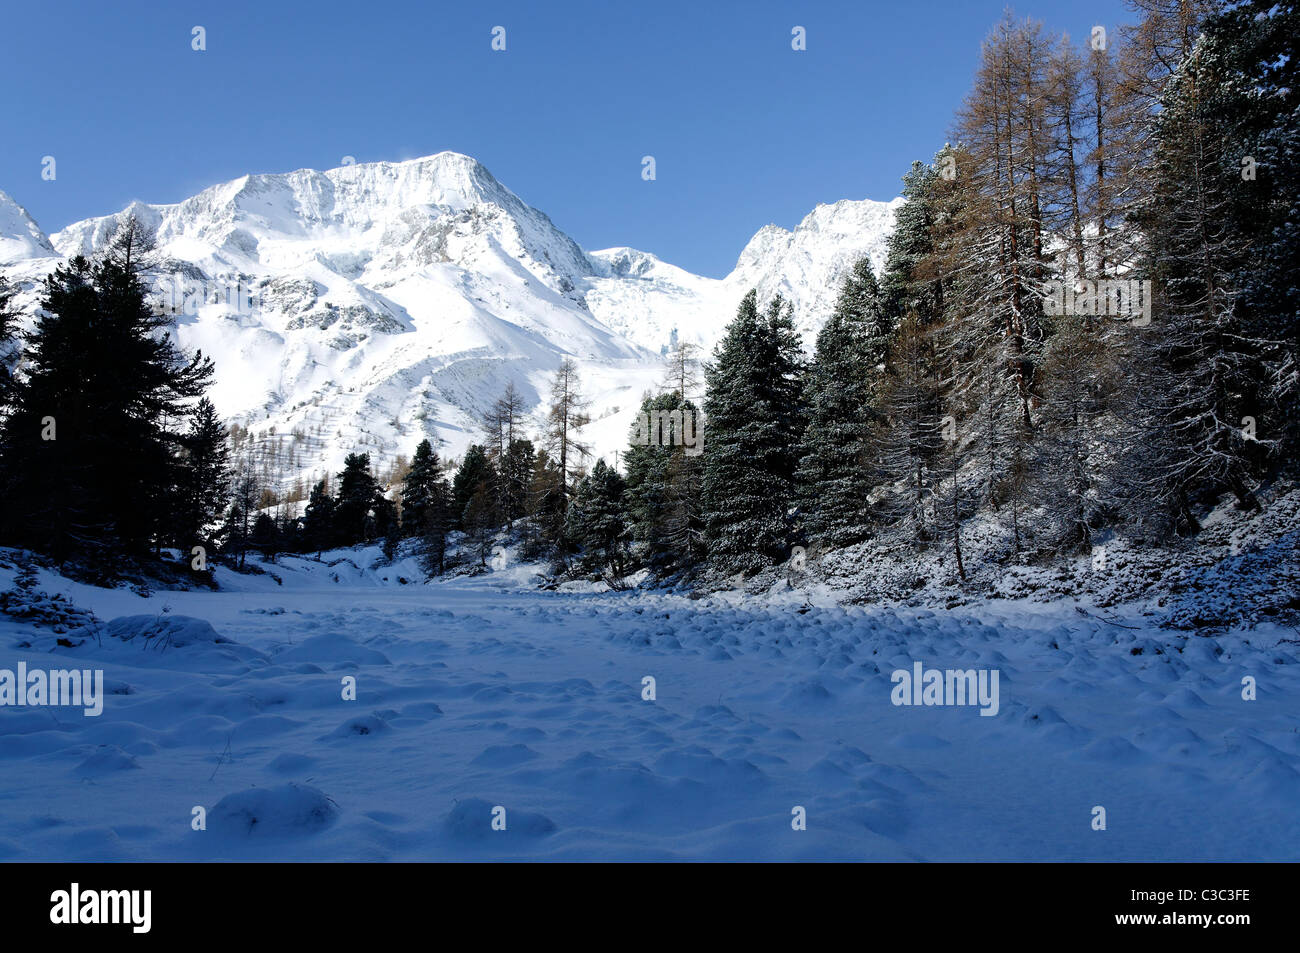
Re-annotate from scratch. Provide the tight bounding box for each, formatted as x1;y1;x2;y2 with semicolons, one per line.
419;473;453;577
1033;310;1112;551
1114;16;1263;534
0;232;214;561
401;439;443;537
568;459;629;579
877;312;945;539
172;397;232;554
500;437;536;526
250;511;280;558
451;445;496;530
0;272;17;401
623;391;707;576
1201;0;1300;461
624;392;679;566
523;447;566;561
795;258;891;547
461;483;495;568
334;452;383;545
482;381;528;524
302;479;336;555
701;291;804;576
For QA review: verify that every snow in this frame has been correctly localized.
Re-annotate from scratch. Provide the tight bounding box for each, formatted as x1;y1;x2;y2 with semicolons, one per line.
0;154;899;490
0;191;57;266
1;549;1295;861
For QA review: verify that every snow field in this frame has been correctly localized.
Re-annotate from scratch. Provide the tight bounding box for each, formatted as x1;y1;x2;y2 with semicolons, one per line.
0;557;1296;861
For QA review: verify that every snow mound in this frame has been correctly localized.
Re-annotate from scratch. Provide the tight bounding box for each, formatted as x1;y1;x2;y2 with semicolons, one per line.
74;746;141;776
209;783;338;837
105;615;230;648
322;712;391;739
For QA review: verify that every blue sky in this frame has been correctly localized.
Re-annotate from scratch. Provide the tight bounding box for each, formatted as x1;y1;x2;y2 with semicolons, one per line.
4;0;1133;277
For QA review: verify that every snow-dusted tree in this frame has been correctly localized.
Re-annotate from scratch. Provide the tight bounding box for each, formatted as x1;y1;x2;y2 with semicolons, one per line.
481;381;528;523
171;397;232;554
545;358;592;514
1201;0;1300;461
499;437;535;526
567;458;630;579
401;439;444;536
461;483;495;568
0;272;16;400
876;311;945;540
1032;312;1113;551
661;340;703;402
795;258;891;547
523;446;566;560
624;391;705;575
1044;33;1089;279
418;478;452;577
1112;20;1265;533
701;290;804;576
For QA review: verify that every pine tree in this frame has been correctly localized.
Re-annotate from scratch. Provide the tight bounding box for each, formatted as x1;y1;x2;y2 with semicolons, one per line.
795;258;891;547
0;226;215;562
1113;18;1263;533
462;483;495;568
701;290;804;577
622;391;705;575
401;439;443;536
451;445;496;531
250;511;280;558
1201;0;1300;460
624;392;679;565
334;452;383;545
1033;310;1112;551
172;397;232;554
419;473;453;577
568;459;629;579
0;272;17;401
500;437;535;526
661;340;703;401
302;479;336;555
523;447;566;561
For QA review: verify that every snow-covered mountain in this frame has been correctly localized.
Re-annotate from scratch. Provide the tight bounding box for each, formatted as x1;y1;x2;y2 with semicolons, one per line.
0;153;899;488
0;191;57;266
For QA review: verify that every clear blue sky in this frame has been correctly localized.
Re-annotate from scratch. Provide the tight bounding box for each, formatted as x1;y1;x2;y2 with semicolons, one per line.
4;0;1133;278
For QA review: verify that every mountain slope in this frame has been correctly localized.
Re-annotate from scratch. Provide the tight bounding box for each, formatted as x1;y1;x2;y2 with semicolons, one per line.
0;153;898;489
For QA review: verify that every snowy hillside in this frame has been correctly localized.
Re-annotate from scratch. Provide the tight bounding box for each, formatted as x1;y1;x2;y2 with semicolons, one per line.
0;154;898;486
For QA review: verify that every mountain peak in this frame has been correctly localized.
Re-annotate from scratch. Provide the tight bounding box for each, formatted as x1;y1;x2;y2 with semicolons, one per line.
0;189;56;264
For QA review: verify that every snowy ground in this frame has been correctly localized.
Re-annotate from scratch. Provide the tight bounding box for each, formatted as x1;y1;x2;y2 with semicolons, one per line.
1;550;1296;862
